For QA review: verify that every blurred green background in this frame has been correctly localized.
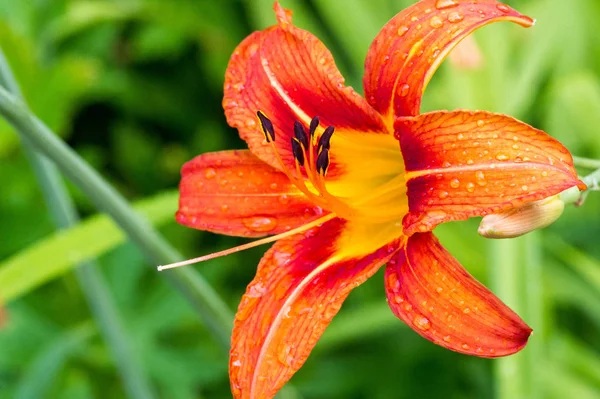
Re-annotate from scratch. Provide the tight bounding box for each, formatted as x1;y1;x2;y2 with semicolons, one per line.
0;0;599;398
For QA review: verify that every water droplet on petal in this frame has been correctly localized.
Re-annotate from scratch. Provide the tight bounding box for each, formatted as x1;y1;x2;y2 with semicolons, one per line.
496;154;509;161
477;119;485;127
221;204;229;212
462;343;470;350
521;185;529;192
413;315;431;331
448;11;464;23
496;3;510;13
439;191;449;199
205;168;217;179
278;194;289;204
242;216;278;232
450;178;460;188
475;171;487;186
466;182;475;192
399;84;410;97
541;171;548;177
430;16;443;29
463;307;471;314
443;335;452;342
397;26;409;36
246;43;258;57
404;303;413;312
435;0;459;10
232;359;242;367
457;133;465;140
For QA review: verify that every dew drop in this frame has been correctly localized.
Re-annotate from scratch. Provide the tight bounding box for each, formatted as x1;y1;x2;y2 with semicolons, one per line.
496;3;510;13
278;194;290;204
447;11;464;23
413;315;431;331
457;133;465;140
430;16;444;29
443;335;452;342
394;294;404;304
232;359;242;367
399;84;410;97
435;0;459;10
463;307;471;314
477;119;485;127
220;204;229;212
436;286;443;293
462;343;470;350
450;178;460;188
242;216;278;232
496;154;509;161
205;168;217;179
397;26;409;36
233;82;245;92
439;191;449;199
404;303;413;312
512;144;519;150
466;159;474;165
318;57;326;65
521;185;529;192
246;43;259;57
411;16;419;22
541;171;548;177
475;171;487;186
465;182;475;193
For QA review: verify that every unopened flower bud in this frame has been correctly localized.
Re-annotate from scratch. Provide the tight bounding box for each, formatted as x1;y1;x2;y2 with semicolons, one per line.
478;195;565;239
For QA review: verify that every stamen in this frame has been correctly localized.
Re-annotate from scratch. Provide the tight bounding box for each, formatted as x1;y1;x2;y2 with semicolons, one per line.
317;126;335;152
257;111;275;142
316;148;330;176
309;116;320;139
293;121;309;149
291;137;305;166
157;213;337;271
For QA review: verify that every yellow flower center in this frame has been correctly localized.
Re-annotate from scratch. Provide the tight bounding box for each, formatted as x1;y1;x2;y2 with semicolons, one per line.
258;110;409;257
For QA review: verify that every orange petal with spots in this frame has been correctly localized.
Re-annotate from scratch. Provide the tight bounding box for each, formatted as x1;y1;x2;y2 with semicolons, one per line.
224;2;388;178
176;150;324;237
396;111;585;235
363;0;534;119
385;232;531;357
230;218;400;399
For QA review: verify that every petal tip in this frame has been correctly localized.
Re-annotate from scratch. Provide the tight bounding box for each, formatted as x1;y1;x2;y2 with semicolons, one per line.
273;1;293;28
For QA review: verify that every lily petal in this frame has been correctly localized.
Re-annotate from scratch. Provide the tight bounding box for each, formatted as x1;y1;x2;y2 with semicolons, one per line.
230;218;400;399
224;2;388;177
176;150;324;237
396;110;585;235
363;0;534;119
385;232;531;357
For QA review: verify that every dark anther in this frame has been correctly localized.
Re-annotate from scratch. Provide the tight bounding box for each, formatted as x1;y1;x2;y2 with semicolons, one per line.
257;111;275;142
316;148;330;175
291;137;305;166
317;126;335;152
294;121;309;149
309;116;320;138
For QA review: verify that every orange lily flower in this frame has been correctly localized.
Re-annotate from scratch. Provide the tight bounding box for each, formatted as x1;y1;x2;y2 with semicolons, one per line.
174;1;585;398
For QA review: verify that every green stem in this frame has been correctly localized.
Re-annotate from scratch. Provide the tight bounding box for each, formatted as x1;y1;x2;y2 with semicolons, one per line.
0;50;157;399
582;167;600;191
489;239;528;399
0;83;233;347
523;232;543;399
573;156;600;170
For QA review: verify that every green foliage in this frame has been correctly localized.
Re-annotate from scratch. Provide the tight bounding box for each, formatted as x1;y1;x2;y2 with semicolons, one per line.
0;0;599;398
